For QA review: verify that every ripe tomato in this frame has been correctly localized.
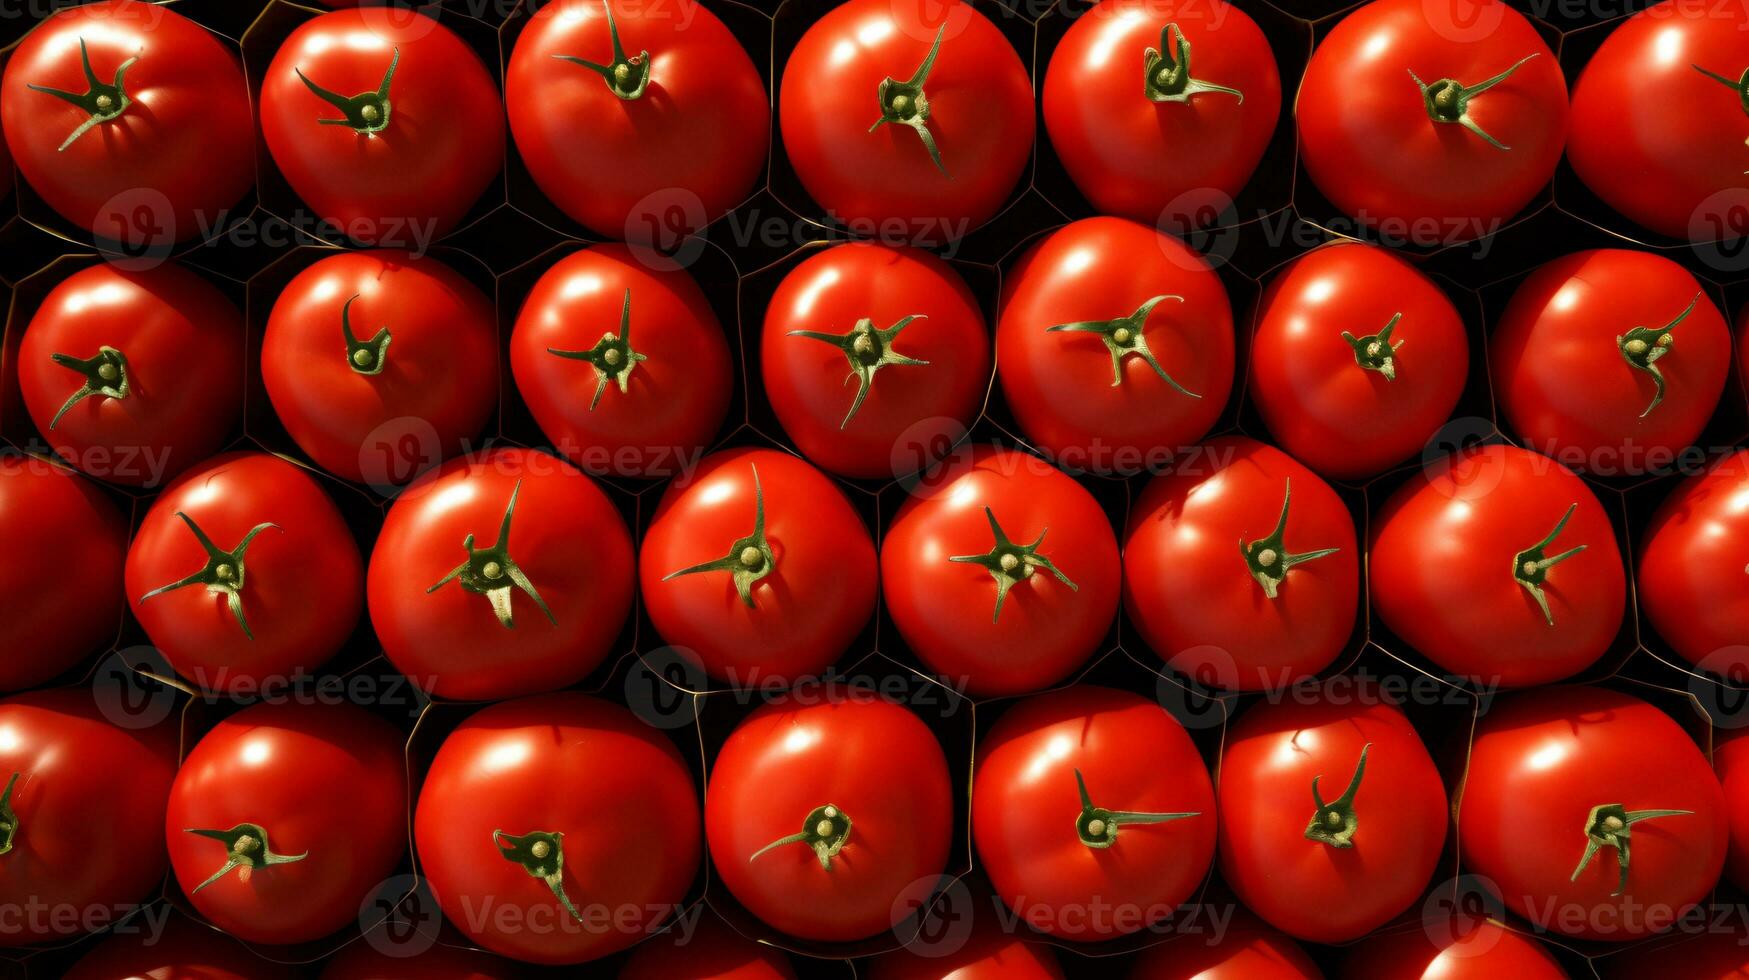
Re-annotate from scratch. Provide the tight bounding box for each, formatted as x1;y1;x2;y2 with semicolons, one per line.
0;688;177;948
259;9;504;245
1638;449;1749;675
1297;0;1566;235
1459;686;1726;942
779;0;1033;237
639;447;876;686
1715;726;1749;893
505;0;768;244
370;447;635;701
66;914;296;980
620;914;796;979
1250;242;1468;481
0;0;253;245
1341;920;1566;979
416;693;700;965
996;217;1234;475
1124;436;1359;691
882;445;1120;697
0;455;127;691
319;940;518;979
1042;0;1280;227
705;692;952;943
868;919;1062;978
263;249;497;486
167;701;405;946
18;261;243;487
1370;444;1625;687
761;242;989;479
510;244;732;479
1218;697;1446;943
1129;910;1320;979
1492;250;1729;476
972;685;1215;941
125;451;363;695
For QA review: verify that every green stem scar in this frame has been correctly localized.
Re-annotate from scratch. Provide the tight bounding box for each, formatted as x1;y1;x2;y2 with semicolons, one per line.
341;295;390;376
948;506;1077;623
1074;769;1197;848
1693;63;1749;115
184;822;307;892
1239;480;1340;599
788;315;928;428
28;38;136;151
553;0;651;100
869;24;950;177
1304;743;1369;848
1570;803;1691;896
547;288;647;411
47;345;129;429
749;805;852;871
495;829;582;921
0;773;19;856
663;464;773;607
1409;53;1539;150
427;480;555;629
1144;24;1243;104
1513;503;1587;627
1047;295;1199;395
1342;312;1403;380
1617;293;1698;419
297;48;398;134
138;514;280;639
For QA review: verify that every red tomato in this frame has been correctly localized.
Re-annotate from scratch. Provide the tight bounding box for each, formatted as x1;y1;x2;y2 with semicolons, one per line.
263;249;498;486
620;914;796;979
996;217;1234;475
1297;0;1567;235
319;940;518;979
0;688;177;948
1715;726;1749;893
18;261;243;487
882;445;1120;697
706;692;952;942
1340;920;1567;979
1042;0;1280;226
369;447;635;701
66;914;296;980
0;0;253;245
639;447;876;686
1124;436;1359;691
1638;449;1749;675
505;0;768;244
259;10;504;245
973;685;1215;941
1250;242;1468;481
761;242;989;479
0;455;127;691
1600;929;1749;978
510;244;732;480
779;0;1033;237
1459;686;1727;942
125;451;363;695
1218;697;1446;943
1492;250;1729;476
1130;910;1321;979
1370;445;1625;687
868;919;1062;978
416;693;699;965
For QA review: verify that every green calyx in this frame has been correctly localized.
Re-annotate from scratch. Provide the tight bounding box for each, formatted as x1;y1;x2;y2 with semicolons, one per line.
949;506;1077;623
869;24;950;177
663;463;773;608
495;829;583;921
138;513;280;639
1342;312;1403;381
1074;769;1197;849
788;315;929;428
1617;293;1698;418
428;480;555;629
0;773;19;856
1239;480;1340;600
553;0;651;100
1143;23;1243;104
548;288;647;411
47;345;129;429
749;804;852;871
1570;803;1691;896
28;38;136;151
1693;63;1749;115
184;822;307;892
297;48;398;134
1047;295;1199;395
1409;53;1539;150
1512;503;1587;627
1304;743;1370;848
340;295;390;376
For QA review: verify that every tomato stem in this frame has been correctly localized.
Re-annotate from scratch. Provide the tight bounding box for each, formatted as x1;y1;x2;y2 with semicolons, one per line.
494;829;584;920
1691;63;1749;115
26;38;135;151
1074;769;1197;849
1569;803;1691;896
296;48;398;134
749;804;852;871
47;345;130;429
1046;295;1199;394
1239;480;1340;599
427;480;556;629
1304;743;1370;847
868;24;950;177
0;773;20;856
138;514;281;639
948;506;1077;623
1143;24;1243;104
788;314;930;428
1408;53;1539;150
184;822;307;892
662;463;774;607
1341;312;1403;381
340;295;391;376
548;288;648;411
1512;503;1587;627
552;0;651;100
1617;293;1698;418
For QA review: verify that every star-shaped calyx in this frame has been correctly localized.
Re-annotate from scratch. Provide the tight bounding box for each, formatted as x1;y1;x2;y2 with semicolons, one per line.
547;288;648;411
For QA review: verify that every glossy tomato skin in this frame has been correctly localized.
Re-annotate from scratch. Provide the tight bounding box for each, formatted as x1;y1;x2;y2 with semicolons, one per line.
65;914;297;980
996;217;1234;475
1492;251;1729;476
1714;727;1749;893
639;447;876;686
882;445;1120;697
779;0;1033;236
1130;909;1321;979
263;250;497;485
761;243;989;479
973;686;1216;942
0;456;127;690
1370;445;1625;687
370;447;635;701
0;688;178;948
1340;920;1566;979
706;693;952;943
620;914;797;980
19;262;243;488
318;939;518;978
0;0;254;245
1124;436;1359;691
259;10;504;244
1042;0;1280;226
506;0;768;243
1297;0;1566;233
1459;686;1727;942
416;694;700;965
868;920;1062;978
125;451;364;694
1638;449;1749;675
1218;698;1446;943
510;245;732;480
1250;242;1468;481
